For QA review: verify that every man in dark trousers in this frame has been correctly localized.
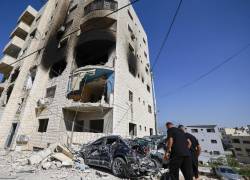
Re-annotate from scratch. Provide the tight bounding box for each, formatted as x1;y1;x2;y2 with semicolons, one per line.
178;125;201;179
164;122;193;180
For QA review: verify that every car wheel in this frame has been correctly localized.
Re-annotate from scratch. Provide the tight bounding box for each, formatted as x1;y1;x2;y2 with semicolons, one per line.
111;157;127;177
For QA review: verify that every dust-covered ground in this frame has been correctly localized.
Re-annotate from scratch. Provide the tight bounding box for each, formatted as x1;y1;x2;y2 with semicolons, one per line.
0;150;217;180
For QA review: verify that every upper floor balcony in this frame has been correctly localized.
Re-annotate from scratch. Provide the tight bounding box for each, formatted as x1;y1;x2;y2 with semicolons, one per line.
3;36;25;58
84;0;118;16
17;5;37;26
0;55;16;77
10;21;31;40
81;0;118;33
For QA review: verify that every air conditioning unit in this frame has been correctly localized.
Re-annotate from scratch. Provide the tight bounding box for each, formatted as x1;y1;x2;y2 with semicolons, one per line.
37;98;49;108
16;135;29;144
57;26;66;39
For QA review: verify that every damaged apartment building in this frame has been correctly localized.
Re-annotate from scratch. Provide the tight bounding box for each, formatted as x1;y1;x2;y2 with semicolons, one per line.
0;0;156;150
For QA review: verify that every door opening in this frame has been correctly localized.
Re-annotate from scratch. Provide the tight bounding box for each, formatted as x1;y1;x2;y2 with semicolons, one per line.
5;123;18;148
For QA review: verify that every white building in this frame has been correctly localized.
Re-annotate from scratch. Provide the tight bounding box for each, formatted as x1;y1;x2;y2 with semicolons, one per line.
186;125;226;164
0;0;156;150
220;127;250;164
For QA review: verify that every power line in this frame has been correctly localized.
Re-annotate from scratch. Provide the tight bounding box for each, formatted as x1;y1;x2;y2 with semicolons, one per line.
151;0;183;71
161;43;250;98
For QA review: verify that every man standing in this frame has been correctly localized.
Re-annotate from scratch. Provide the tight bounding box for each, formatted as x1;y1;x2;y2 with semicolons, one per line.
165;122;193;180
178;125;201;179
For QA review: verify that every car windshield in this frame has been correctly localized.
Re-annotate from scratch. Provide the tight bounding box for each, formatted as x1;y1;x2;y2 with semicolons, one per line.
220;168;236;174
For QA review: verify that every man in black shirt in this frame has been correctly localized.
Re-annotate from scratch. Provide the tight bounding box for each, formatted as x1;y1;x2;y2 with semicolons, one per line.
165;122;193;180
178;125;201;179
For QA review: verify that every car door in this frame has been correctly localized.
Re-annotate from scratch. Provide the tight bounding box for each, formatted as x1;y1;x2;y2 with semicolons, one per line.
86;137;104;166
99;137;119;167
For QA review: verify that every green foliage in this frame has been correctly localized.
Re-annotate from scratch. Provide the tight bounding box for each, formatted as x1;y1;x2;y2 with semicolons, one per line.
237;166;250;177
226;155;239;167
226;155;250;177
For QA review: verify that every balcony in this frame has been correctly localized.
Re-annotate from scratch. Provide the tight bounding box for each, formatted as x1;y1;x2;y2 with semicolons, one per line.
10;22;31;40
81;0;117;32
0;55;15;76
17;5;37;26
84;0;118;16
65;66;114;111
3;36;25;58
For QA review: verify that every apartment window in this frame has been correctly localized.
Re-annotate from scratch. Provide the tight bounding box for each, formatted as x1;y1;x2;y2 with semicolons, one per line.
49;59;67;78
211;140;217;144
144;51;148;58
246;149;250;155
139;125;142;131
65;20;73;30
141;77;144;83
147;85;151;93
10;68;20;83
145;67;149;74
232;139;240;143
129;90;133;102
128;10;133;21
191;129;198;133
129;123;137;136
235;148;242;151
148;105;152;114
145;126;147;131
143;38;146;45
46;86;56;98
128;24;133;33
213;151;220;155
30;28;37;38
243;140;250;144
38;119;49;133
69;4;77;13
150;128;153;136
90;120;104;133
129;43;135;53
36;16;41;22
207;128;215;133
58;38;69;48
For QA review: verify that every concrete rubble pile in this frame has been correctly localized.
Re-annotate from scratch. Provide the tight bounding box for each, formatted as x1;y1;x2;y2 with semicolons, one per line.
0;144;122;180
0;140;216;180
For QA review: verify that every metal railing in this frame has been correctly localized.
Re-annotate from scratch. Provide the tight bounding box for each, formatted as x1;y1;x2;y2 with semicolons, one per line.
84;0;118;16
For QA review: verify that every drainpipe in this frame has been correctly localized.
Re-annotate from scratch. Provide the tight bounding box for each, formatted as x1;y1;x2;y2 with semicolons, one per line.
151;72;158;135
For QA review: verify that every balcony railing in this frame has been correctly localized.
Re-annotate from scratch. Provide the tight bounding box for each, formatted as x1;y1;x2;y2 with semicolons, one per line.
84;0;118;16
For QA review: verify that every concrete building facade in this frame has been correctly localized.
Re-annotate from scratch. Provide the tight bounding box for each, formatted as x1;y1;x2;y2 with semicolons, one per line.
186;125;226;164
0;0;156;150
220;128;250;164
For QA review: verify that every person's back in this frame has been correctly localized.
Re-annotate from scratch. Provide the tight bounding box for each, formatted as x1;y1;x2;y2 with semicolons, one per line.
167;127;190;158
165;122;193;180
185;132;199;153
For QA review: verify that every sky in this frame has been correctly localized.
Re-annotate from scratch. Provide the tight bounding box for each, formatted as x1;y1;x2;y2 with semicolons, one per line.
0;0;249;129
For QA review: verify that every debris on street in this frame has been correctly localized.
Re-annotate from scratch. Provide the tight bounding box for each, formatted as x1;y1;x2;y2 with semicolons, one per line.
0;137;218;180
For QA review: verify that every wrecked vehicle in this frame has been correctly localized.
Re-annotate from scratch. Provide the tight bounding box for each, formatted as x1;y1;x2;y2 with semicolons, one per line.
80;135;159;178
141;135;169;168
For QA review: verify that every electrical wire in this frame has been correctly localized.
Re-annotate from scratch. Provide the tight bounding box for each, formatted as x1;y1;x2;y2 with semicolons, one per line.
151;0;183;71
0;0;140;74
160;43;250;98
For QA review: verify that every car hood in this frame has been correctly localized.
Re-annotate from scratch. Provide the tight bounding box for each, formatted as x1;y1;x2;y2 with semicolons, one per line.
222;173;242;180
